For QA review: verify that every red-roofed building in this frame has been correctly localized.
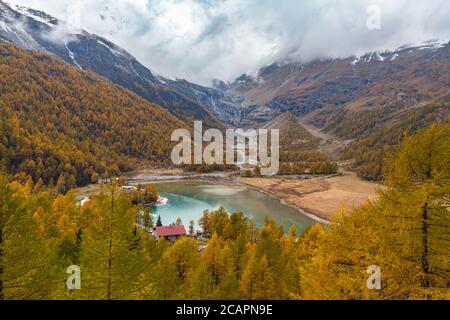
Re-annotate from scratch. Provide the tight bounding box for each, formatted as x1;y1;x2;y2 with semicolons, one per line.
155;225;187;242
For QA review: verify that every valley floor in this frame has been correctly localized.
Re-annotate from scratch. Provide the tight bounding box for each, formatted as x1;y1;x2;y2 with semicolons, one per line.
241;171;381;221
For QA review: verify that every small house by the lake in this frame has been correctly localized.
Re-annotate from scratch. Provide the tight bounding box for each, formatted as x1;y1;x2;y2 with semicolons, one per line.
155;225;187;242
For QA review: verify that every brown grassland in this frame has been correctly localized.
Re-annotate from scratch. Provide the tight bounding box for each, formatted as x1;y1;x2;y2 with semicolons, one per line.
242;171;380;220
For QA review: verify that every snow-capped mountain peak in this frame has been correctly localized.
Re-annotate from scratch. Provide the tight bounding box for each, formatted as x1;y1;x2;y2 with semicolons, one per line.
0;0;231;128
13;5;58;27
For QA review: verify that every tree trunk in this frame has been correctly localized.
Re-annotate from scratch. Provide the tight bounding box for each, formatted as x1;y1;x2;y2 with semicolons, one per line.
107;190;115;300
107;238;112;300
0;228;3;300
421;202;430;289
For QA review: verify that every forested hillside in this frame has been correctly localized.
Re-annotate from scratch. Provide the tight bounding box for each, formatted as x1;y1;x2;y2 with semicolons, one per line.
267;113;337;175
0;43;185;190
265;113;320;152
0;123;448;300
335;101;449;180
0;1;224;129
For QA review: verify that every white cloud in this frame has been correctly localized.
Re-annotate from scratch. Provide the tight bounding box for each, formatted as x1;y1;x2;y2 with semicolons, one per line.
6;0;450;85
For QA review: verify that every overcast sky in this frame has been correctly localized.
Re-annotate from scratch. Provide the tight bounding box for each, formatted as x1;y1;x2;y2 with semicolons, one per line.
7;0;450;85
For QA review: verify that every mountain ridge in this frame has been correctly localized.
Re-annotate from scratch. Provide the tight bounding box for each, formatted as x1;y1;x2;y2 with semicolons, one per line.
0;0;228;128
3;0;448;131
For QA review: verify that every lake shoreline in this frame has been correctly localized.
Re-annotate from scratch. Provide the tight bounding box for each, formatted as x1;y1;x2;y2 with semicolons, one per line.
240;183;331;225
78;170;377;225
126;172;331;224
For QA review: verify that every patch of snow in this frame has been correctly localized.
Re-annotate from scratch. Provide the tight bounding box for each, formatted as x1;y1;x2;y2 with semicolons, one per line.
128;63;146;81
209;95;217;109
14;5;55;27
349;39;448;66
0;20;10;32
375;52;385;62
390;54;399;61
351;56;361;66
415;39;447;50
394;39;448;53
97;39;126;57
65;42;83;70
255;76;265;85
156;75;167;84
0;3;17;20
155;74;176;84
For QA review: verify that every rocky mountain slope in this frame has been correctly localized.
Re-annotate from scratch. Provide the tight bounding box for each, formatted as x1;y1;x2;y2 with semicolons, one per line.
216;41;450;179
2;1;448;131
0;1;229;128
223;40;450;128
158;77;255;126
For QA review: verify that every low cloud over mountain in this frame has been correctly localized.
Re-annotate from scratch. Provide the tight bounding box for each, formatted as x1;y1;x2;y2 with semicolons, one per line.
7;0;450;85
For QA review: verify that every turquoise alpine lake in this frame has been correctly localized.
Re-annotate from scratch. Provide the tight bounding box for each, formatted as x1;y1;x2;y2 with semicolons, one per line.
150;182;316;234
